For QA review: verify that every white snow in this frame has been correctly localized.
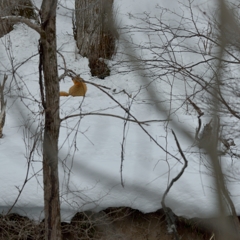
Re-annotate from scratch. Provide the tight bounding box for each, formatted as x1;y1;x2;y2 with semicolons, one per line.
0;0;239;222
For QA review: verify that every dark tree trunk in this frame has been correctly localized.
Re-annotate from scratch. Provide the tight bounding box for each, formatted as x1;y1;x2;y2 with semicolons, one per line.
40;0;62;239
75;0;117;79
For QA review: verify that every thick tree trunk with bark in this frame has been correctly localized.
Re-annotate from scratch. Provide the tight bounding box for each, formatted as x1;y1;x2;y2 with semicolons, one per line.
40;0;62;239
75;0;117;79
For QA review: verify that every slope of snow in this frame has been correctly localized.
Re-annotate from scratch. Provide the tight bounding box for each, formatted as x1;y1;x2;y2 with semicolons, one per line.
0;0;239;222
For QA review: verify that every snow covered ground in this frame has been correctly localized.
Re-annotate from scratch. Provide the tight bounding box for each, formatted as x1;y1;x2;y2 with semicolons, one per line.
0;0;240;222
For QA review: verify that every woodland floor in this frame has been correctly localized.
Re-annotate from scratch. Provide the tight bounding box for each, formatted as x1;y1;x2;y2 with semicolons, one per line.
0;207;233;240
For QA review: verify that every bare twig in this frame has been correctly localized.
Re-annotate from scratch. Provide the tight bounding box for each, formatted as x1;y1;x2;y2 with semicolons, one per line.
6;128;40;215
120;110;128;187
120;88;141;187
60;112;168;125
0;74;7;138
161;130;188;240
57;50;68;81
82;81;182;163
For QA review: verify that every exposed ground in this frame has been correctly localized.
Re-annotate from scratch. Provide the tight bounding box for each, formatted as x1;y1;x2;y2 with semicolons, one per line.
0;207;220;240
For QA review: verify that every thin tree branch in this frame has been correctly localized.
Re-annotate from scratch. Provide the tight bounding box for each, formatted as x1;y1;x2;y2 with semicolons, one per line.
1;16;42;34
60;112;168;125
6;129;40;215
86;81;182;163
161;130;188;240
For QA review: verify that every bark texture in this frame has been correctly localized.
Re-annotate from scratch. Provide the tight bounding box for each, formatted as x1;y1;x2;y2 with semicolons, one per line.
0;0;36;37
75;0;117;79
40;0;61;239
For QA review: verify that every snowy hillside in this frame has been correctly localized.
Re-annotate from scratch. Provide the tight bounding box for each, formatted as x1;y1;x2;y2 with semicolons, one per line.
0;0;240;222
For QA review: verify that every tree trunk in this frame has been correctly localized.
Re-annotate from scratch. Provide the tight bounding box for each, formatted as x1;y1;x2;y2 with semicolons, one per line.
75;0;117;79
40;0;62;239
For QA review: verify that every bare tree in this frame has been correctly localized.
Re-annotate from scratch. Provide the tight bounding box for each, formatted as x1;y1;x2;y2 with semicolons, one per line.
39;0;62;239
1;0;62;239
115;0;240;239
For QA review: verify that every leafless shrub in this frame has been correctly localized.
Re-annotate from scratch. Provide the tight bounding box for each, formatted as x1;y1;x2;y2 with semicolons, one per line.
116;0;240;238
0;213;44;240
